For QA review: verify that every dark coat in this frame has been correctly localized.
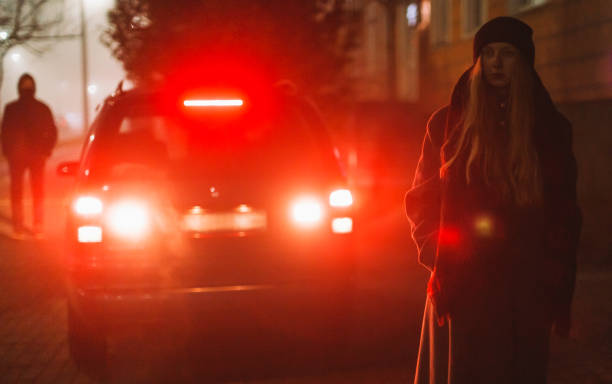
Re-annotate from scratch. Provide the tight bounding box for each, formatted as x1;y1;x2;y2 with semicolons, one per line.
1;97;57;162
405;67;581;384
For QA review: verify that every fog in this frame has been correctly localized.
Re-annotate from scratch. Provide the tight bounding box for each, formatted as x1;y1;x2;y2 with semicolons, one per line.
1;0;124;141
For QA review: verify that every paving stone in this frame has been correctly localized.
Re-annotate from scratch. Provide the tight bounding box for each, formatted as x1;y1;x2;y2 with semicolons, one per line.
20;364;45;381
2;367;21;382
34;359;67;384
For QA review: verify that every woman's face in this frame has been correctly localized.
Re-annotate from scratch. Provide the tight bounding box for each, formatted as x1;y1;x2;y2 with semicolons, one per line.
481;42;519;88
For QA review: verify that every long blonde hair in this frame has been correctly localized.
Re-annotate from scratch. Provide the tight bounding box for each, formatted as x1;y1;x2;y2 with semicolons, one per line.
440;56;542;206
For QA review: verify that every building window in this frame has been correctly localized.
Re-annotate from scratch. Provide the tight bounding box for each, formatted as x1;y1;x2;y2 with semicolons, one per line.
406;2;420;27
359;1;389;99
397;3;420;101
462;0;487;36
430;0;451;46
508;0;547;13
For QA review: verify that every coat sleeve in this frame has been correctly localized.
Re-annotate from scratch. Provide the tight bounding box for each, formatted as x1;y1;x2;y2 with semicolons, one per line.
41;104;57;156
405;107;447;271
1;104;15;158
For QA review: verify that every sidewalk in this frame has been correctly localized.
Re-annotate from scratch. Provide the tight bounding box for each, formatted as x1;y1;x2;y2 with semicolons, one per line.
547;265;612;384
0;139;82;238
0;138;610;382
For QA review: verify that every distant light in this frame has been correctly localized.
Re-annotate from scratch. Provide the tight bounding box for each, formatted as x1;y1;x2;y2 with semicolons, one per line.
89;134;95;142
0;31;8;40
406;3;419;26
131;14;152;29
474;215;494;237
236;204;252;213
420;1;431;26
184;99;244;107
65;112;82;131
87;84;98;95
10;53;20;62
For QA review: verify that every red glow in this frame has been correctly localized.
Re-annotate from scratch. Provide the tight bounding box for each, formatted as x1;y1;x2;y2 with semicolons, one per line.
156;52;279;116
438;227;460;247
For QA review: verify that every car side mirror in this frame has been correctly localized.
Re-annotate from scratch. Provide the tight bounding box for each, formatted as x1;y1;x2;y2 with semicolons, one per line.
57;161;80;177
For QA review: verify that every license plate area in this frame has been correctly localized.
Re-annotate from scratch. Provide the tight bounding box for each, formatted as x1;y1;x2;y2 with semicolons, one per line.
182;211;267;233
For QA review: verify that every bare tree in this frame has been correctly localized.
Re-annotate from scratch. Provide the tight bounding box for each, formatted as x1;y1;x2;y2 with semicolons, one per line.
0;0;65;96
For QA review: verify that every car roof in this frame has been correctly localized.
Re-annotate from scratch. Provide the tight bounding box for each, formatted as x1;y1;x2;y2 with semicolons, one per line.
102;81;306;108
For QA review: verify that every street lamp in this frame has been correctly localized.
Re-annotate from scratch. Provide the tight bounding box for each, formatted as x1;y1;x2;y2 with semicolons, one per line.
80;0;90;134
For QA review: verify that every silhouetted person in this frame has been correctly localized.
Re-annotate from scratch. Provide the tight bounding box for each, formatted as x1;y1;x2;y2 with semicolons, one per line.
405;17;581;383
1;73;57;238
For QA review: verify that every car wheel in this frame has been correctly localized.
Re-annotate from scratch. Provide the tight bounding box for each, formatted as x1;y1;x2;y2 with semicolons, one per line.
67;305;108;379
326;245;357;356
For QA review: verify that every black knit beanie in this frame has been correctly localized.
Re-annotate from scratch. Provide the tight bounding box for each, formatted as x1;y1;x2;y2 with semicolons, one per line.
473;17;535;66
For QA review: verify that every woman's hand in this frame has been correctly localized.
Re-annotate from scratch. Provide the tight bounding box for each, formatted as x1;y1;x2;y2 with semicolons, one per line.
428;270;451;326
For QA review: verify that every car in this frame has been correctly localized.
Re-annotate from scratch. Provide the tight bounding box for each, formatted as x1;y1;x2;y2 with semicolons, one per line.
57;81;357;376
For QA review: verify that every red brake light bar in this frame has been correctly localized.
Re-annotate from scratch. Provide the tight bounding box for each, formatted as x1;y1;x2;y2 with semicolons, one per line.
183;99;244;107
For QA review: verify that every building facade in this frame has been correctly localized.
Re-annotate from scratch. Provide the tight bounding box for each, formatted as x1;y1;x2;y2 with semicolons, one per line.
352;0;612;261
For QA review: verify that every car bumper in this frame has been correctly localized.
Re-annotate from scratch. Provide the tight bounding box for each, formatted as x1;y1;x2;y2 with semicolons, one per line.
68;278;353;332
66;235;356;329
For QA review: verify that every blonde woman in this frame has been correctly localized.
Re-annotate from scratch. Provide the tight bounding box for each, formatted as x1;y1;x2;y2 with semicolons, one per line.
405;17;581;383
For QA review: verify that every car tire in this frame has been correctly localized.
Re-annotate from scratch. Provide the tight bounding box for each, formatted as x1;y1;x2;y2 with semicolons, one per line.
67;305;108;379
326;244;357;357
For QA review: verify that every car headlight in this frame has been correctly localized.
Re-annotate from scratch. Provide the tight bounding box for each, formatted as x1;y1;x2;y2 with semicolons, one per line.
105;199;151;240
290;197;324;227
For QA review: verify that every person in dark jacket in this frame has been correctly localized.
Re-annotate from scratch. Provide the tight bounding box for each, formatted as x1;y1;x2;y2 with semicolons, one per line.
1;73;57;238
405;17;581;383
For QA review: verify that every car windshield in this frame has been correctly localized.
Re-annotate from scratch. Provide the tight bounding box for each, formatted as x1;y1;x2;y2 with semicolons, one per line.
93;100;339;185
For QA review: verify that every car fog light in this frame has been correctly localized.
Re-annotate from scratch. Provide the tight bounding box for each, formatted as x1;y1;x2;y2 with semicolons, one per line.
74;196;103;216
78;226;102;243
329;189;353;207
331;217;353;234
